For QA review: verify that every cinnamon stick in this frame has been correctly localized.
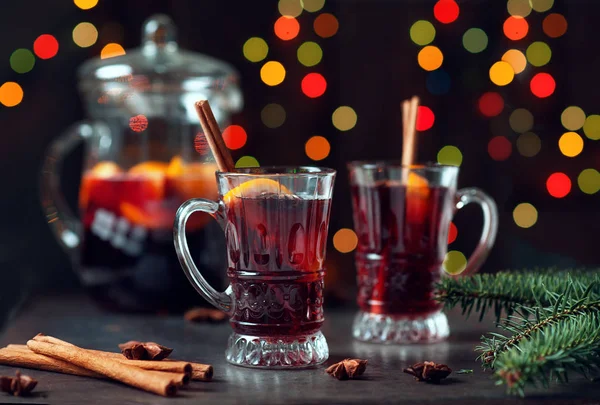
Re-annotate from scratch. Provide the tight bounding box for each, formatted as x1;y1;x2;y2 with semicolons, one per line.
194;100;235;172
27;340;183;397
401;96;420;167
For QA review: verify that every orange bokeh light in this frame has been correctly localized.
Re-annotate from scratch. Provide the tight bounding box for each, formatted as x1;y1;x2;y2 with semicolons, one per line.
416;106;435;131
488;136;512;161
448;222;457;244
503;16;529;40
0;82;24;107
530;72;556;98
305;135;331;161
313;13;339;38
101;43;126;59
301;73;327;98
478;92;504;117
546;172;571;198
274;16;300;41
434;0;459;24
543;13;568;38
222;125;248;150
34;34;59;59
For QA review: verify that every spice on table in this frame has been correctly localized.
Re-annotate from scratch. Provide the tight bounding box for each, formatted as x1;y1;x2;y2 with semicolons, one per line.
326;358;368;380
184;307;228;323
403;361;452;383
0;370;38;396
118;341;173;361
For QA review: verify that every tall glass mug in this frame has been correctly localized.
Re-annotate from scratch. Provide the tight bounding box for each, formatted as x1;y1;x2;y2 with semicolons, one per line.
174;167;336;368
348;162;498;344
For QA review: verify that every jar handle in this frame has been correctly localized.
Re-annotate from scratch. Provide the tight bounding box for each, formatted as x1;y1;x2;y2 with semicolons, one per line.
174;198;234;315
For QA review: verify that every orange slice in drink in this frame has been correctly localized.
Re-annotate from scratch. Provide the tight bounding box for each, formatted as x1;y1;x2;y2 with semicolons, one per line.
79;161;123;209
406;172;431;223
223;179;291;205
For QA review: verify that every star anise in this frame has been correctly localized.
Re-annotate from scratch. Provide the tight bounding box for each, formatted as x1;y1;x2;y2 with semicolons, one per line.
326;358;368;380
184;307;228;323
0;370;37;396
118;341;173;360
403;361;452;383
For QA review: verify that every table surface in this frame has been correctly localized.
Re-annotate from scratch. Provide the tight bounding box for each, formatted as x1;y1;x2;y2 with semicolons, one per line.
1;295;599;405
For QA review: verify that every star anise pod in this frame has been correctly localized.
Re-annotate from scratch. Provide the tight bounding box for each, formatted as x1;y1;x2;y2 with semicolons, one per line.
326;358;368;380
1;370;37;396
404;361;452;383
118;341;173;360
184;307;228;323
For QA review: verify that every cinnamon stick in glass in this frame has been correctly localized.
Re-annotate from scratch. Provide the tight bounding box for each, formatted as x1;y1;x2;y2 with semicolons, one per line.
401;96;420;167
194;100;235;172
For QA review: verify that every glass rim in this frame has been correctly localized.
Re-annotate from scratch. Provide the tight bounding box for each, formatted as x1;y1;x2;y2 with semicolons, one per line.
347;160;460;171
217;166;336;177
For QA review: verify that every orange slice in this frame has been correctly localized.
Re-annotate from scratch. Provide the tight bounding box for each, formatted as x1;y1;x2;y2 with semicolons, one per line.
90;161;122;177
128;161;167;200
120;202;173;229
407;172;430;199
223;179;291;205
406;173;431;224
80;162;123;209
166;155;185;177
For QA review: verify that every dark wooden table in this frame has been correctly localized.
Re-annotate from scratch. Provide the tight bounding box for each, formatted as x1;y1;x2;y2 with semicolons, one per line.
1;295;599;405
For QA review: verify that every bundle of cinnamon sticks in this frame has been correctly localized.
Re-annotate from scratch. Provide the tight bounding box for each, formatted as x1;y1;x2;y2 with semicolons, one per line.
0;334;213;397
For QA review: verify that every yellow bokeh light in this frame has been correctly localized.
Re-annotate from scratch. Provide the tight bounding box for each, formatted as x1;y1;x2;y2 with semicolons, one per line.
513;203;538;228
417;46;443;71
530;0;554;12
437;145;463;167
260;61;286;86
516;132;541;157
302;0;325;12
489;61;515;86
561;106;586;131
526;41;552;67
502;49;527;74
578;169;600;195
558;132;584;157
235;156;260;168
583;115;600;140
410;20;436;46
333;228;358;253
509;108;534;133
0;82;24;107
100;43;126;59
443;250;467;275
261;103;286;129
74;0;98;10
297;42;323;67
507;0;532;17
278;0;303;17
305;136;330;161
72;22;98;48
332;106;357;131
462;28;488;54
243;37;269;63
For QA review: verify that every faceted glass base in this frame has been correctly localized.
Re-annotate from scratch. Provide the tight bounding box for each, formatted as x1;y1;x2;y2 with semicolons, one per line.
225;331;329;368
352;311;449;344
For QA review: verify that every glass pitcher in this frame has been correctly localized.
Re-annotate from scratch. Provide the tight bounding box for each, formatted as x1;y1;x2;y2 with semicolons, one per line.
41;15;243;313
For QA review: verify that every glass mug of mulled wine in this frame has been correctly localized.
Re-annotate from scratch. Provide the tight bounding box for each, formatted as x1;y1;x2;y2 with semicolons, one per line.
348;162;498;344
174;167;336;368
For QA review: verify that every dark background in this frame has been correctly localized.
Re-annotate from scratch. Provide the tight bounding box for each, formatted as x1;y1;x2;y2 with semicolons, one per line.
0;0;598;322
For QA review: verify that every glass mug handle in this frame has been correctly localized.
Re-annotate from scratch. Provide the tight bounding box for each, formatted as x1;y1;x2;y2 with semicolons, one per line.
452;188;499;276
174;198;234;315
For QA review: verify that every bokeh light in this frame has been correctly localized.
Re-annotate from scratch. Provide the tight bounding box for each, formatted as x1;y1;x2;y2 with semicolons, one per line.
100;43;126;59
0;82;24;107
443;250;467;275
34;35;59;59
561;106;586;131
302;0;325;12
577;169;600;195
502;49;527;74
503;16;529;41
583;115;600;140
447;222;457;244
558;132;584;157
314;13;338;38
305;136;330;161
301;73;327;98
543;13;567;38
278;0;303;17
261;104;286;129
333;228;358;253
129;115;148;132
426;69;451;95
416;106;435;131
437;145;463;166
507;0;532;17
530;72;555;98
222;125;248;150
260;61;286;86
74;0;98;10
489;61;514;86
235;156;260;168
478;92;504;117
194;133;210;155
297;42;323;67
462;28;488;53
516;132;541;157
72;22;98;48
488;136;512;161
10;49;35;74
332;106;357;131
410;20;436;46
243;37;268;62
513;203;538;228
531;0;554;13
418;46;443;71
509;108;534;133
275;16;300;41
546;172;571;198
526;41;551;67
434;0;460;24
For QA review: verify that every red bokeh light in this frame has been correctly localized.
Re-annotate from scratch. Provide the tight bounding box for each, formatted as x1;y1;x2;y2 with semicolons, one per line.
488;136;512;161
546;172;571;198
478;92;504;117
530;73;556;98
194;132;210;155
129;115;148;132
301;73;327;98
448;222;457;244
274;16;300;41
416;106;435;131
503;17;529;41
434;0;459;24
222;125;248;150
34;34;59;59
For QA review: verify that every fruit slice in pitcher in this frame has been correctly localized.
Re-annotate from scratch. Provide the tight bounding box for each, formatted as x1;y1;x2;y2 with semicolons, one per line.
79;162;123;209
128;161;168;200
120;202;173;229
167;156;218;200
